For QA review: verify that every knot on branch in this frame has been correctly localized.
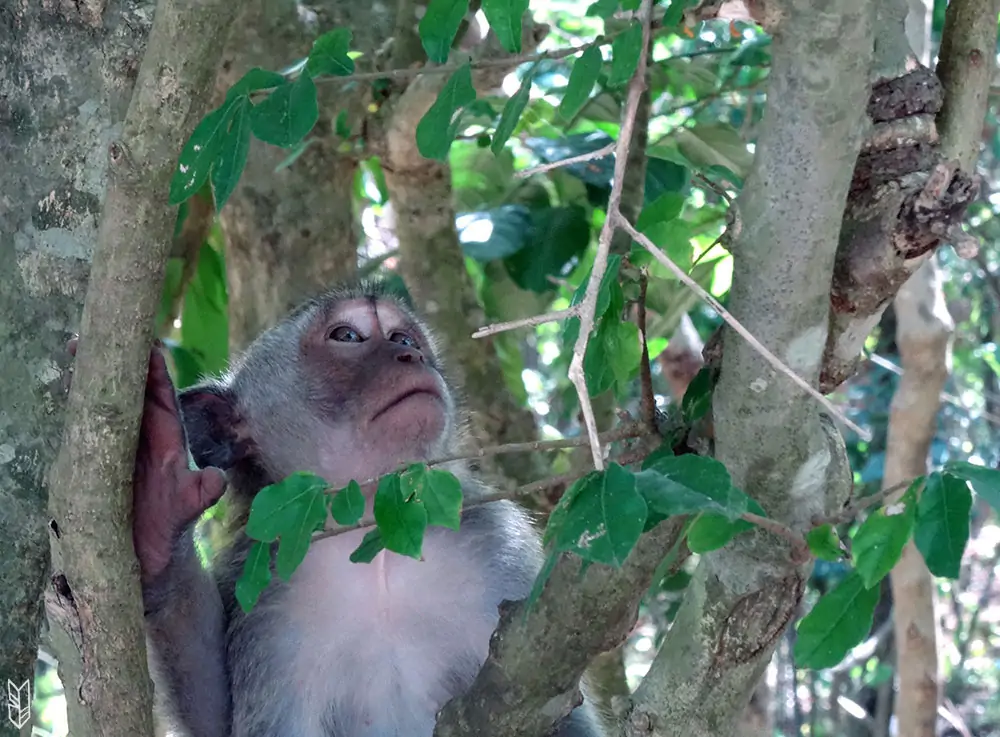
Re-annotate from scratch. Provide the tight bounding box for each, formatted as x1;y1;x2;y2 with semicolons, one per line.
712;572;805;671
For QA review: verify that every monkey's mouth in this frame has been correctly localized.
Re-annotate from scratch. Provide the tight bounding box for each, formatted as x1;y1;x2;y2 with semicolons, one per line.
371;385;444;422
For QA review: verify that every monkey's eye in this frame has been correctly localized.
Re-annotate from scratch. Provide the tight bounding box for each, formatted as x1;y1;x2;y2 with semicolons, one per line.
328;326;364;343
389;331;418;349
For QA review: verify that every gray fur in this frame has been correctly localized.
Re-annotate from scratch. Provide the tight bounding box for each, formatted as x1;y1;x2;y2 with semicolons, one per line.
143;283;604;737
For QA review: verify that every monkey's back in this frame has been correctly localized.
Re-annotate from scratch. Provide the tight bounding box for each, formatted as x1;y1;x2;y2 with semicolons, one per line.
215;500;543;737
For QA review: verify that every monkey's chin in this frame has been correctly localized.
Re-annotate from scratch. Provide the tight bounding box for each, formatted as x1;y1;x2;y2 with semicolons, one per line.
368;393;448;460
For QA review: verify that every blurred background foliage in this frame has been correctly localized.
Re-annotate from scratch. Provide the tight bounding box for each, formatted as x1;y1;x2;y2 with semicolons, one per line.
31;0;1000;734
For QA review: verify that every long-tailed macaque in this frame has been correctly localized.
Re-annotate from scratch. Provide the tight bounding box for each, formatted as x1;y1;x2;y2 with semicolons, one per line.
132;281;603;737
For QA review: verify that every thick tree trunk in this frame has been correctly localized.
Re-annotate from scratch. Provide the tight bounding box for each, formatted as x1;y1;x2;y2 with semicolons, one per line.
0;3;153;731
215;0;390;348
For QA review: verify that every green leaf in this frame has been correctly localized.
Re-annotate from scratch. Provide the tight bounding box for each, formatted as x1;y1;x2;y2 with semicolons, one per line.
942;461;1000;512
794;572;881;669
350;529;385;563
675;124;754;180
558;46;603;121
419;0;468;63
275;487;328;581
416;63;477;161
681;367;714;423
636;192;685;232
169;103;236;205
330;481;366;526
548;463;648;567
914;472;972;579
235;541;273;613
226;68;286;99
806;525;847;562
373;474;428;559
662;0;698;27
211;97;252;210
306;28;355;77
584;317;641;396
246;472;329;543
335;110;351;138
607;22;643;88
491;73;532;155
180;243;229;377
852;483;916;588
250;74;319;148
634;454;741;520
401;465;464;530
586;0;619;18
482;0;529;53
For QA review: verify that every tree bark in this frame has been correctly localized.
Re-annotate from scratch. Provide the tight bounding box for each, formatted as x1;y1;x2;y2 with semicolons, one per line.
630;1;872;734
216;0;390;349
0;2;154;731
43;1;244;735
886;0;998;733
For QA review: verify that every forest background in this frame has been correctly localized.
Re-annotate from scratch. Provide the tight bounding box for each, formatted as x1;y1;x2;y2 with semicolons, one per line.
3;0;1000;736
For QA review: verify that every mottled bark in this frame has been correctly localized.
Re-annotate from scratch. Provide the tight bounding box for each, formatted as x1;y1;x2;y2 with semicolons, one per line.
216;0;388;348
0;2;153;731
886;0;998;733
630;2;871;735
378;27;548;486
43;1;244;735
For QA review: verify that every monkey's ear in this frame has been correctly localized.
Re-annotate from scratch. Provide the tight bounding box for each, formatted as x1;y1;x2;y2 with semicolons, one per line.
178;384;250;471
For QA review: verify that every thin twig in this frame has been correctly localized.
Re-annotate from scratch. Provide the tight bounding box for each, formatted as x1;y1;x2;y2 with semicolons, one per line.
637;272;656;431
812;477;918;527
617;215;872;442
471;307;578;339
568;0;656;471
515;142;616;179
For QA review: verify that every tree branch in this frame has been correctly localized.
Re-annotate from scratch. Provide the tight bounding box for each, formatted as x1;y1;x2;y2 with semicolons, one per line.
44;0;245;734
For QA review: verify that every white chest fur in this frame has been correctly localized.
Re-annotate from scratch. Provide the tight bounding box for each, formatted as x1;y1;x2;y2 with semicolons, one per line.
276;528;501;737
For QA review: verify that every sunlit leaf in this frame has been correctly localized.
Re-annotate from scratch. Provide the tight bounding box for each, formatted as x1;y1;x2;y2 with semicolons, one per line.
806;525;846;562
586;0;618;18
374;474;428;559
416;64;477;161
250;74;319;148
306;28;355;77
211;97;252;210
246;472;329;543
635;454;741;519
636;192;685;232
548;463;648;567
794;572;880;669
419;0;468;63
914;471;971;579
169;103;236;205
401;465;464;530
491;72;532;155
558;46;603;121
275;487;328;580
180;243;229;376
330;481;366;526
607;22;643;88
482;0;530;53
235;541;272;613
852;482;917;587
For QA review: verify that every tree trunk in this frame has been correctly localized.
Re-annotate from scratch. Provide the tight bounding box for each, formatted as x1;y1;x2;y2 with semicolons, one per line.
0;2;154;731
886;0;999;733
216;0;390;348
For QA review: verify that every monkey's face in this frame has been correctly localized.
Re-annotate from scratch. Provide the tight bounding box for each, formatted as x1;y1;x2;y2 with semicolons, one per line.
180;290;456;492
298;297;453;481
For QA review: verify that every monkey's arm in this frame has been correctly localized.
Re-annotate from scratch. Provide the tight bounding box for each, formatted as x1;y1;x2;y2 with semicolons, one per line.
131;347;231;736
144;530;231;737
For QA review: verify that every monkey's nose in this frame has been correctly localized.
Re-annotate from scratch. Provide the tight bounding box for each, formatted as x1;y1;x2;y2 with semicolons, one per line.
395;346;424;363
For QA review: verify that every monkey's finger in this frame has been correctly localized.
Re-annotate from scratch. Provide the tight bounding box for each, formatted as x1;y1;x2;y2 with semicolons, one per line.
143;347;187;449
175;467;227;527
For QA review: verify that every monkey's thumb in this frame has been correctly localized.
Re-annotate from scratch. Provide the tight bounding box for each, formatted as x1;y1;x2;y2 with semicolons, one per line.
178;466;228;526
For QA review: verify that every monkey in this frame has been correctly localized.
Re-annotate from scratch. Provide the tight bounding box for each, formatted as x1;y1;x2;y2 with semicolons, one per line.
130;280;605;737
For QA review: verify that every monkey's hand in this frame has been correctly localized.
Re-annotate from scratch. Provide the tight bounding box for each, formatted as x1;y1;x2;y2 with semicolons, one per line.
67;338;227;584
133;347;227;584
